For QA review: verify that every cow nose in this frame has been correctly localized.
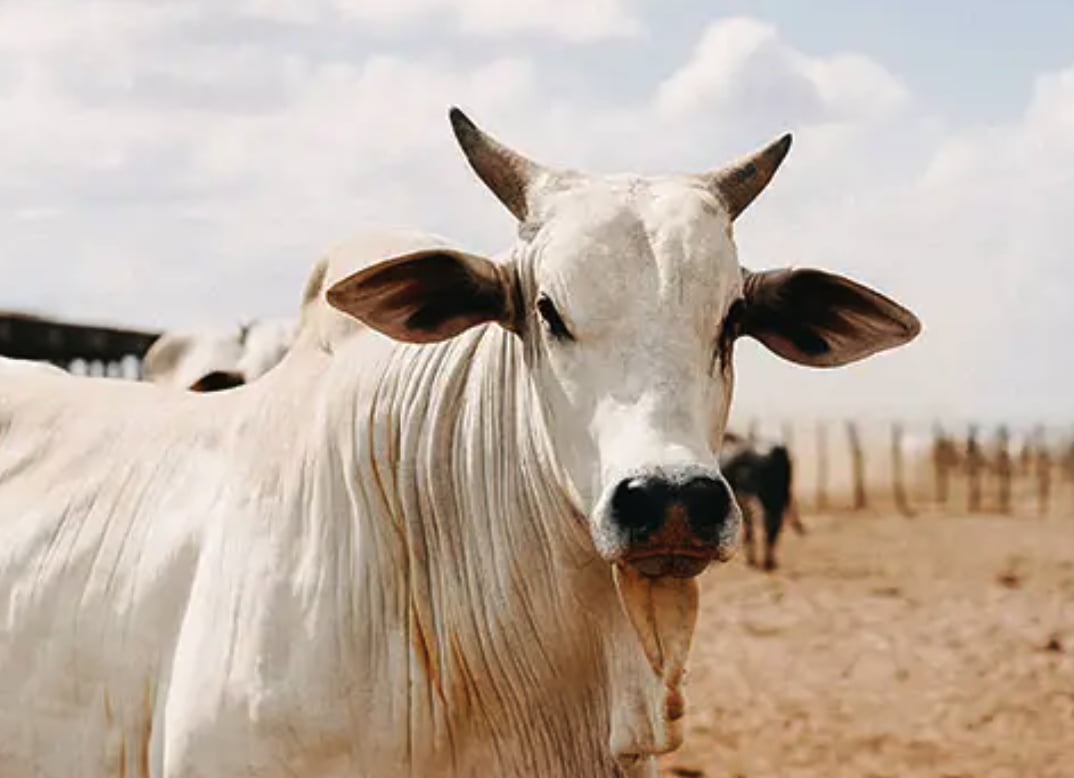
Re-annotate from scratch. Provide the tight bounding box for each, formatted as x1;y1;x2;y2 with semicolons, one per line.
609;474;734;543
607;473;737;577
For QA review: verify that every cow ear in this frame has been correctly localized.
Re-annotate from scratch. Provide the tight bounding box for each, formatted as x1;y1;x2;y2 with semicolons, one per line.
188;370;246;393
738;268;920;367
325;248;518;344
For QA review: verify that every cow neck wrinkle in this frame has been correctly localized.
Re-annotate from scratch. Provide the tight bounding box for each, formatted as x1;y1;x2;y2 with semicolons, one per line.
253;295;696;772
305;324;650;776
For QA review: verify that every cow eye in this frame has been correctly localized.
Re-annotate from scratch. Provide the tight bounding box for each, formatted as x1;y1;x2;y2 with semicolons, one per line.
537;295;573;341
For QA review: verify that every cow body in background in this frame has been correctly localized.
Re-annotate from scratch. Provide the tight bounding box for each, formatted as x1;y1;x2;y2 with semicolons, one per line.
142;317;297;391
0;109;919;777
720;432;803;571
0;357;68;378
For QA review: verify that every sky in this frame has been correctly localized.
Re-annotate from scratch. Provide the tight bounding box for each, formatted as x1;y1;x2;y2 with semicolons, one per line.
1;0;1072;428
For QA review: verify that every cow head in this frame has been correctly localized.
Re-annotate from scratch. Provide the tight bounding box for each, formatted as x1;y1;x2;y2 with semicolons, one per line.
143;329;248;393
327;108;920;583
143;319;297;393
326;109;919;760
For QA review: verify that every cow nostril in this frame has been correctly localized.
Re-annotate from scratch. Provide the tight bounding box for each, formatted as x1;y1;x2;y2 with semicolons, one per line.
680;477;734;539
610;477;663;534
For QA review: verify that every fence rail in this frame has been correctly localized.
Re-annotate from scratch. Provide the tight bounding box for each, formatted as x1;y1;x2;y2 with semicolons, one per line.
0;311;160;378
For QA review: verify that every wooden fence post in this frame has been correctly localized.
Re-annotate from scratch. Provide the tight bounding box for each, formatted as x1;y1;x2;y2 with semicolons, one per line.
1034;426;1052;517
816;421;829;512
892;422;913;516
966;425;983;513
995;425;1013;514
847;421;867;511
932;423;952;507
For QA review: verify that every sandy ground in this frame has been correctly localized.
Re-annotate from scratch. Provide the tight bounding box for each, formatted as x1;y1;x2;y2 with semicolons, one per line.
657;510;1074;778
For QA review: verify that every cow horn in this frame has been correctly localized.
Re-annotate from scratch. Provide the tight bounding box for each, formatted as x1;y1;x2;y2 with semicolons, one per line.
449;107;545;222
707;133;793;221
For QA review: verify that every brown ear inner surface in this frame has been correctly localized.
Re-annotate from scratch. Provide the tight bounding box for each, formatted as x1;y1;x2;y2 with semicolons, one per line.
741;268;921;367
326;250;514;344
188;370;246;392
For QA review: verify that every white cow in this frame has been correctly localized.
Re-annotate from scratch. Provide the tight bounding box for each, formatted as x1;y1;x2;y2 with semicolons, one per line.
146;231;506;392
0;109;920;778
142;317;297;391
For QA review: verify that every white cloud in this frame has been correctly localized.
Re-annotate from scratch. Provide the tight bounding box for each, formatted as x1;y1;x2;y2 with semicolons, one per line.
803;53;909;119
0;0;642;42
240;0;642;40
445;0;642;40
0;4;1070;423
235;0;322;24
657;18;908;124
0;1;194;55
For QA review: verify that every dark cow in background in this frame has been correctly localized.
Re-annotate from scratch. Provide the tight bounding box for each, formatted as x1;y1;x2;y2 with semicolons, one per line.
720;431;804;571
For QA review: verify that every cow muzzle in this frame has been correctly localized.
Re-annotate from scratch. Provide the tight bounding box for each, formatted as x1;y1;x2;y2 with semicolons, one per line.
596;467;741;579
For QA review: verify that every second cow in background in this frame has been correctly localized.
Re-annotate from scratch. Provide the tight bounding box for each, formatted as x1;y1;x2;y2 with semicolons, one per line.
721;431;804;571
142;317;296;392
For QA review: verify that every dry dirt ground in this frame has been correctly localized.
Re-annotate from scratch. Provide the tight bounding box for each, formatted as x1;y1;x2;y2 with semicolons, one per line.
657;510;1074;778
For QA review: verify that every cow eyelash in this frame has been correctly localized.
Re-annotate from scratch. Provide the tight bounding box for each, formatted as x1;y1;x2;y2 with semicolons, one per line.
536;295;573;341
